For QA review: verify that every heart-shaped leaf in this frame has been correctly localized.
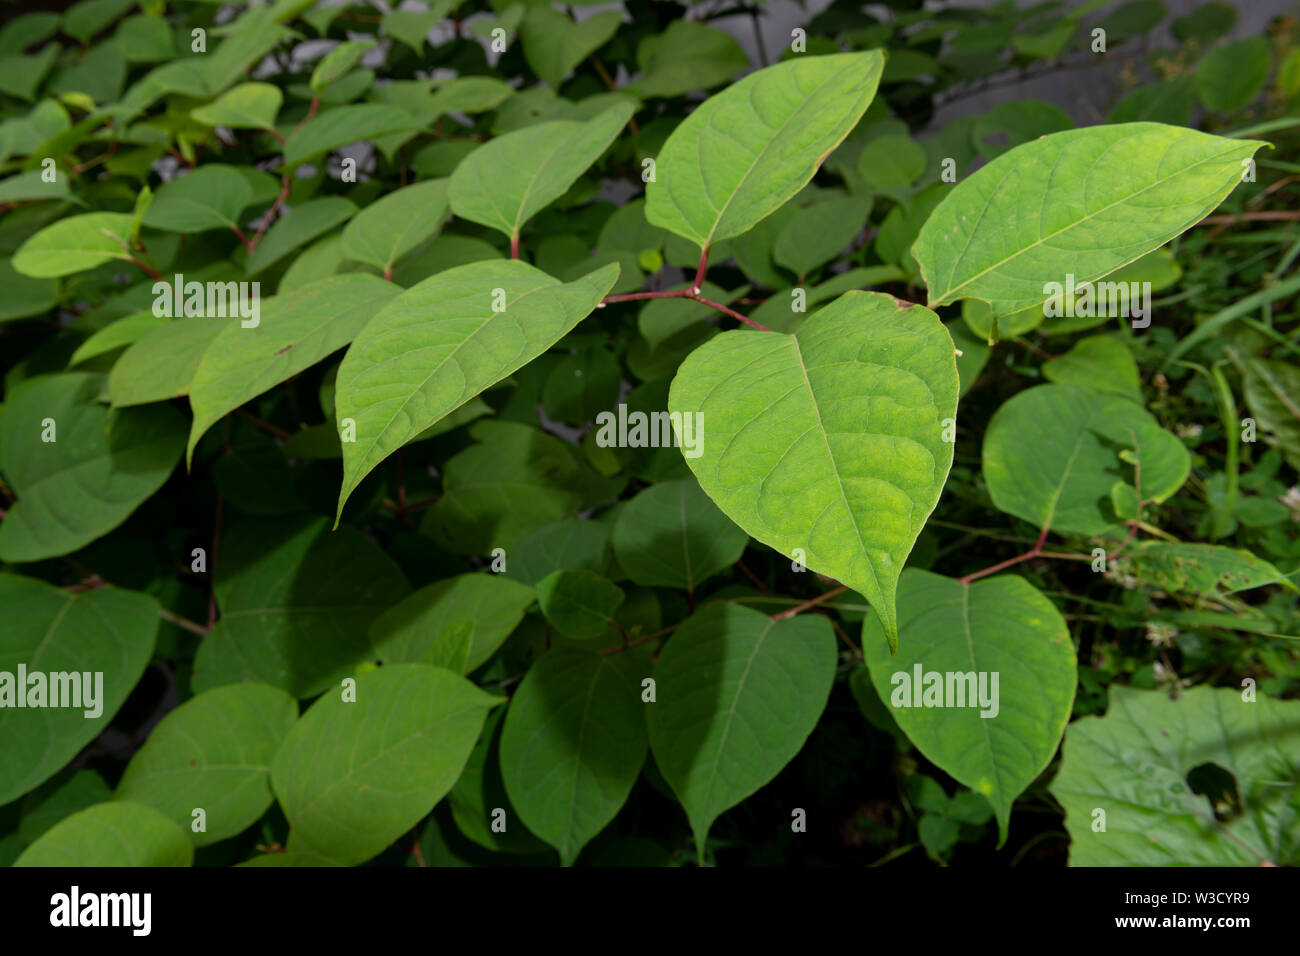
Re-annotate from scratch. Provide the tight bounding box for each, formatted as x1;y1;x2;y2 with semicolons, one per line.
535;570;625;640
520;7;622;90
186;274;401;464
448;102;634;243
191;81;283;130
334;259;619;519
914;123;1264;314
15;801;192;866
142;164;254;233
12;211;134;277
500;648;647;864
0;574;158;806
982;383;1190;536
861;569;1076;843
113;683;298;846
647;602;836;861
0;373;186;562
668;292;959;649
645;51;883;249
1051;686;1300;865
270;663;502;865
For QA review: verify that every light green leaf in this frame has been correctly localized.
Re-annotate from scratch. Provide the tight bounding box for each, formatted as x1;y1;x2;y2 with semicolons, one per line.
334;259;618;519
858;134;927;188
0;373;185;562
1117;542;1295;597
109;316;236;407
772;195;870;279
0;574;158;806
63;0;134;42
282;104;417;168
191;516;410;698
520;7;622;89
448;102;633;242
114;684;298;846
1042;334;1141;400
271;663;501;864
245;196;358;274
186;274;401;464
143;164;254;233
646;52;883;250
536;570;625;640
15;802;192;866
610;478;748;592
648;602;836;861
370;572;536;671
500;649;646;864
341;178;449;273
668;292;958;649
382;2;452;54
915;123;1264;315
12;211;134;277
982;383;1190;536
0;169;77;205
861;569;1076;843
631;20;748;99
311;39;375;93
427;620;474;675
1051;686;1300;865
191;82;283;130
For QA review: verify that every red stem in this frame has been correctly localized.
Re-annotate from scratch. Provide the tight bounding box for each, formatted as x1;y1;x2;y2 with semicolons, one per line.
249;175;291;252
510;233;519;259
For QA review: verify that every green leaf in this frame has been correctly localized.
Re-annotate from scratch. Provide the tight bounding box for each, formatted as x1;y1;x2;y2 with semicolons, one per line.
1196;37;1271;113
114;684;298;845
647;602;836;861
536;570;625;640
15;802;192;866
371;572;536;670
192;516;410;698
503;518;611;587
143;164;254;233
0;260;58;323
1051;686;1300;865
448;707;551;855
245;196;358;274
1242;357;1300;473
186;274;401;464
861;569;1076;843
858;134;927;188
520;7;621;89
282;104;417;168
982;383;1190;536
427;620;474;675
311;39;375;93
341;178;449;273
0;574;158;806
191;82;283;130
1107;77;1195;126
382;2;452;54
270;663;501;865
109;315;236;407
500;649;647;864
773;196;871;280
646;52;883;249
334;259;618;519
914;123;1264;315
0;373;186;562
448;102;633;242
0;169;77;205
63;0;134;42
1042;334;1141;401
610;478;749;592
19;770;113;845
1117;542;1294;597
631;20;749;100
12;211;134;277
668;292;958;649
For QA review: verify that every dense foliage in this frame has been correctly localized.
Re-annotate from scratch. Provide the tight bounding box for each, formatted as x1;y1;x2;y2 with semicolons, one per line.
0;0;1297;868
